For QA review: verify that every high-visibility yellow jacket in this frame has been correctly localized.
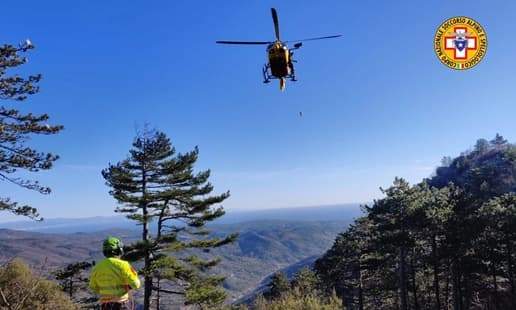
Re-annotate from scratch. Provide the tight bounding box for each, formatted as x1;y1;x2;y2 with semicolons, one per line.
89;257;141;303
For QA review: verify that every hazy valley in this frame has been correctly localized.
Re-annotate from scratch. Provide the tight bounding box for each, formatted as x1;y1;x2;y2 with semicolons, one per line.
0;205;359;301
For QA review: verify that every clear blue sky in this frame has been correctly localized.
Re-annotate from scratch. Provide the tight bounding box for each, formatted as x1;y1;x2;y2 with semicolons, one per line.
2;0;516;219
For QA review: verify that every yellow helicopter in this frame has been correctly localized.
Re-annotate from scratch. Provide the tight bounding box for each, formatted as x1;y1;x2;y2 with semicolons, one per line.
216;8;341;91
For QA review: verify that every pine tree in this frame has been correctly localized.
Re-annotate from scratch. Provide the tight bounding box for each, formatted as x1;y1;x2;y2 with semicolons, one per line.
491;133;507;148
314;136;516;309
366;178;417;310
474;138;490;154
54;261;94;306
315;216;372;309
0;41;62;219
291;267;318;296
264;272;290;300
419;184;455;309
479;193;516;307
102;129;236;310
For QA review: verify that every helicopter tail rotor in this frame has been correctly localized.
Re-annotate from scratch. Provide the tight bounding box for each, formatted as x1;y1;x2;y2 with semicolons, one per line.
271;8;280;41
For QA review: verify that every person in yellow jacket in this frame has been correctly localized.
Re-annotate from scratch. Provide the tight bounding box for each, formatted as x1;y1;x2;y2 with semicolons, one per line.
89;237;141;310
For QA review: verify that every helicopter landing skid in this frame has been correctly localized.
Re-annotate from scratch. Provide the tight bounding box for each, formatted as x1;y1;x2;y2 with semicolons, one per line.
262;65;271;83
262;64;297;84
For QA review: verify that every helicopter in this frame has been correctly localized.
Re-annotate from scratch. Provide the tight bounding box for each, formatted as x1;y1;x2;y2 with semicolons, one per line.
216;8;341;91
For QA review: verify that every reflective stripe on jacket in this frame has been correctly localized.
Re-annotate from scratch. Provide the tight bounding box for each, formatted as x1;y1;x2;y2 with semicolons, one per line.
89;257;141;303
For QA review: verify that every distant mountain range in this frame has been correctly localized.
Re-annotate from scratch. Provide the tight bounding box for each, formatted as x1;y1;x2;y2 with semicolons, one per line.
0;204;363;233
0;204;362;301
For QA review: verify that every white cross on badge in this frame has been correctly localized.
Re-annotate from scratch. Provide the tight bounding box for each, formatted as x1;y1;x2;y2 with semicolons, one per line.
445;27;477;60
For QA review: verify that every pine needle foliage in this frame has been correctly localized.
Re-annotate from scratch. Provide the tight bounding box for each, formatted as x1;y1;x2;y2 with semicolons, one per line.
54;261;95;307
102;129;237;310
0;41;62;220
315;135;516;309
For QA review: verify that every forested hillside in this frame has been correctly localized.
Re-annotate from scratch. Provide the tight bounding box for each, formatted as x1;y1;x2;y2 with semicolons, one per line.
314;135;516;309
0;220;348;303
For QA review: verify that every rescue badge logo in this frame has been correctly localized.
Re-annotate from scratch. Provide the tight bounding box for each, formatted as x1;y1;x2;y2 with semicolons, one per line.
434;16;487;70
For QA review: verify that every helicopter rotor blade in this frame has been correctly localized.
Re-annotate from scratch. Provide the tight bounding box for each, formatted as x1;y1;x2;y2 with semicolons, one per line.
216;41;271;45
285;34;342;43
271;8;280;41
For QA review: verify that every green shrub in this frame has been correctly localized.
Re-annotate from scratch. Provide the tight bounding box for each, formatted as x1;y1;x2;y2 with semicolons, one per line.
0;259;78;310
253;288;342;310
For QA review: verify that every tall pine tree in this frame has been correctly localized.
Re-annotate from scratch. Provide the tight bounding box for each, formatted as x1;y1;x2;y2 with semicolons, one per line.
102;129;236;309
0;41;62;219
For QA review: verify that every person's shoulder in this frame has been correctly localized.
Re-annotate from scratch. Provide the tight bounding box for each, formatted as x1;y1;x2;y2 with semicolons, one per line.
91;258;109;272
111;258;137;275
109;257;131;268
